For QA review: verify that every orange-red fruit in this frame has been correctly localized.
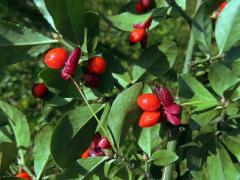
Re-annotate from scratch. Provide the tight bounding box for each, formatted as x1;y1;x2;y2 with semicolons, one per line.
44;48;68;69
81;147;91;159
32;83;48;99
87;56;107;75
16;172;31;180
135;2;145;13
129;29;145;44
139;111;161;128
137;93;161;111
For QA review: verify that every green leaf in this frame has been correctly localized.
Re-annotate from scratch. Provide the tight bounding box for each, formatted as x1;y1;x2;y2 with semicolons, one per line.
108;82;143;147
208;64;240;96
0;21;56;46
207;143;240;180
0;21;55;67
51;104;105;168
223;135;240;161
56;157;108;180
0;100;30;161
34;125;52;179
190;109;220;129
0;142;17;175
215;0;240;53
151;150;178;166
138;124;161;158
180;74;218;103
44;0;85;44
33;0;57;31
132;42;177;83
192;2;212;54
104;11;159;32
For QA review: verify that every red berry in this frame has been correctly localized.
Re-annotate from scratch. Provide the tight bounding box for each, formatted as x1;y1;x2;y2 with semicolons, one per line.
98;137;112;149
44;48;68;69
82;73;101;88
135;2;145;13
16;172;31;180
140;0;152;10
87;56;107;75
32;83;48;99
139;111;161;128
129;29;146;44
81;147;91;159
137;93;161;111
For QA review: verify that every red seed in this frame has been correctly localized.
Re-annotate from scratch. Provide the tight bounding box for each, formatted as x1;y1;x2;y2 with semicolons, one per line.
139;111;161;128
140;0;152;10
135;1;145;13
137;93;161;111
61;47;81;80
16;172;31;180
98;137;112;149
81;147;91;159
44;48;68;69
129;29;146;44
87;56;106;75
32;83;48;99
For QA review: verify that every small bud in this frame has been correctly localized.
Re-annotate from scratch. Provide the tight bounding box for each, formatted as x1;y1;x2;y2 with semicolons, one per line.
61;47;81;80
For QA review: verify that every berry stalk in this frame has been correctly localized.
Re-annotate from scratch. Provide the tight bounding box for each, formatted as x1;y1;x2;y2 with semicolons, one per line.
70;77;117;153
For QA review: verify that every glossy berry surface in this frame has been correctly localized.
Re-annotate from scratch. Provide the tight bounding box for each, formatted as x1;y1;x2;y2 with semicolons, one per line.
87;56;107;75
137;93;161;111
98;137;112;149
16;172;31;180
32;83;48;99
129;29;145;44
44;48;68;69
139;111;161;128
135;2;145;13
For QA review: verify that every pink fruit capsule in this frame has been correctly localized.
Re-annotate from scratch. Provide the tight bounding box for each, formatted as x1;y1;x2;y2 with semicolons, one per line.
165;103;182;115
155;86;174;107
165;111;181;126
61;47;81;80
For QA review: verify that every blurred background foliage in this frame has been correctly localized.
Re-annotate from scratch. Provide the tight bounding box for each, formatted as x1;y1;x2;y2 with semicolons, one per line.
0;0;191;124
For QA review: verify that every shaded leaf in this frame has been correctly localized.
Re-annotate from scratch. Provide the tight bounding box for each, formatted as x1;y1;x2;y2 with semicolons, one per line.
151;149;178;166
108;82;143;147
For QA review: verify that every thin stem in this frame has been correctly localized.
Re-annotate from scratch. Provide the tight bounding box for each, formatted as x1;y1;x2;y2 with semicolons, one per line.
182;32;195;74
18;153;35;178
162;140;177;180
70;77;117;153
59;38;74;50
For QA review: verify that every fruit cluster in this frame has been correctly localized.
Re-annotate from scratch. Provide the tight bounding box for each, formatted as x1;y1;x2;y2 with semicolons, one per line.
129;16;153;49
82;56;107;88
137;86;182;128
135;0;153;13
81;133;112;159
